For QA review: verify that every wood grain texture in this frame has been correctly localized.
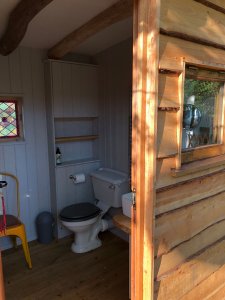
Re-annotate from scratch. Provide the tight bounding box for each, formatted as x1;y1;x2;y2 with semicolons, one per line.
48;0;133;59
155;218;225;280
55;135;98;143
132;0;160;299
155;239;225;300
182;263;225;300
194;0;225;14
158;74;179;108
160;28;225;52
156;170;225;215
159;34;225;68
0;0;54;56
157;111;178;158
3;232;129;300
160;0;225;50
155;190;225;257
113;214;131;234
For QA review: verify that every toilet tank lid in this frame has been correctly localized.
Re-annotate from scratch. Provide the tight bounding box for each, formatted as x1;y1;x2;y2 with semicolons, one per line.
90;168;129;185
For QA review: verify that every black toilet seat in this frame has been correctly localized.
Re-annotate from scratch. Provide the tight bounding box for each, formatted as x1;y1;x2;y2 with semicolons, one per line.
60;202;101;222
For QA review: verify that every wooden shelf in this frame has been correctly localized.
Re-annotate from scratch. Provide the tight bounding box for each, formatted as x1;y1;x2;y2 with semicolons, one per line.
56;158;100;167
113;214;131;234
55;135;98;143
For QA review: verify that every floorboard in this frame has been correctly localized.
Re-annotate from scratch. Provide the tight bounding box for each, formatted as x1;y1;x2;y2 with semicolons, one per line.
1;232;129;300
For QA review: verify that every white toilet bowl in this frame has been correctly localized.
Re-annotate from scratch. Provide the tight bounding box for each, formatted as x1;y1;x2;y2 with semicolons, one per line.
60;168;129;254
60;202;108;253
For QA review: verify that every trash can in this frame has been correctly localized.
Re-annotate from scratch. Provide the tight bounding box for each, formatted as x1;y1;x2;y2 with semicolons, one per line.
36;212;54;244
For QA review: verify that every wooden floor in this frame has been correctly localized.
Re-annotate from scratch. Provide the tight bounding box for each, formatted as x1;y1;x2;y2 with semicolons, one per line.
2;232;129;300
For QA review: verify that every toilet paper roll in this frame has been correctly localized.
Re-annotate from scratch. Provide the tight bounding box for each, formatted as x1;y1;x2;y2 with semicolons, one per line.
70;173;86;184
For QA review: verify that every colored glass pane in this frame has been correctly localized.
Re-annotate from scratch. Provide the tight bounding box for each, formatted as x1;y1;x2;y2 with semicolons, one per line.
0;101;18;138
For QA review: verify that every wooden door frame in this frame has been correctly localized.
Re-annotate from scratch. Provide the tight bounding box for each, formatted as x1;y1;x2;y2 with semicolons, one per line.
131;0;160;299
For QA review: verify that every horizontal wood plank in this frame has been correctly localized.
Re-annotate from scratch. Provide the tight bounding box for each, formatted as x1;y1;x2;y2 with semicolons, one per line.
55;135;98;143
160;0;225;49
156;170;225;215
113;214;131;234
182;264;225;300
155;190;225;257
171;154;225;177
155;240;225;299
159;35;225;67
194;0;225;15
181;145;225;164
155;218;225;280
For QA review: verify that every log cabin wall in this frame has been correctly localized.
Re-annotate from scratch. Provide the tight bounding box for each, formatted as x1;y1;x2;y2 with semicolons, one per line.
155;0;225;299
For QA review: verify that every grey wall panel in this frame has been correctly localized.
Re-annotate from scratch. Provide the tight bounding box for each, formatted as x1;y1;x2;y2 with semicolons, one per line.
0;47;51;249
95;39;132;174
56;160;100;239
0;55;10;93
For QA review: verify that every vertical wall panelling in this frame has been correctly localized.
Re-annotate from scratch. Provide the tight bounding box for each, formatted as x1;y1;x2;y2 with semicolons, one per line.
31;50;51;214
0;47;51;248
0;55;10;93
95;39;132;174
9;48;22;94
20;47;39;240
45;60;101;238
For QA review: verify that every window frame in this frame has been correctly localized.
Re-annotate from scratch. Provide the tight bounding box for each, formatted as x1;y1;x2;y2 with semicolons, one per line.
180;61;225;165
0;96;24;142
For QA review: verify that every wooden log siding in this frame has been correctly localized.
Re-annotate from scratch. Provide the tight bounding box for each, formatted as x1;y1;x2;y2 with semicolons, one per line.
155;190;225;257
156;170;225;215
160;28;225;52
155;239;225;300
194;0;225;15
155;0;225;298
160;0;225;50
182;264;225;299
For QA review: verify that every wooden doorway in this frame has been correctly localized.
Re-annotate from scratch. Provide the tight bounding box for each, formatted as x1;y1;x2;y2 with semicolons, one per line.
131;0;160;299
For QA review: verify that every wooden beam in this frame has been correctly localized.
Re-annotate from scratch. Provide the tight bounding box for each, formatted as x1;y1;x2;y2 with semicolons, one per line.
48;0;133;59
0;0;54;56
131;0;160;299
160;28;225;52
194;0;225;15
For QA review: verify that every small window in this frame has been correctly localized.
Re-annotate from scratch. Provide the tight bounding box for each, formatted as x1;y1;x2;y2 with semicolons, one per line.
182;66;225;151
0;97;23;141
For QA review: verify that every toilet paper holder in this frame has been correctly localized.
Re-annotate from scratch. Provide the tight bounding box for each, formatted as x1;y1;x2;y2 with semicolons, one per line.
69;174;85;184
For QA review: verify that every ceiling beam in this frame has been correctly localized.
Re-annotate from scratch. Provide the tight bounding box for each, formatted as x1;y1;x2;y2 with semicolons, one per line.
0;0;54;56
48;0;133;59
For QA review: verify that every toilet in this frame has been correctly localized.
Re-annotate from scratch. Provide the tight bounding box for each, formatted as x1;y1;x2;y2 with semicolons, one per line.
59;168;129;253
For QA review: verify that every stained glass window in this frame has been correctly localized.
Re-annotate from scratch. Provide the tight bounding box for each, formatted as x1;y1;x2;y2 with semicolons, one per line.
0;98;22;140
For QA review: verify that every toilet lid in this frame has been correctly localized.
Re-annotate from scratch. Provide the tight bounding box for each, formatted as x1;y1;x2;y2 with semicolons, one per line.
60;202;101;222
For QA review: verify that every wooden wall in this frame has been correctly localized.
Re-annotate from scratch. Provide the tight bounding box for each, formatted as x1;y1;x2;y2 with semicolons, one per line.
95;39;132;174
0;47;50;248
155;0;225;299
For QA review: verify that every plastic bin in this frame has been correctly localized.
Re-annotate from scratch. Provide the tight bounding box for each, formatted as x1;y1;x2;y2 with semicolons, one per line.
36;212;54;244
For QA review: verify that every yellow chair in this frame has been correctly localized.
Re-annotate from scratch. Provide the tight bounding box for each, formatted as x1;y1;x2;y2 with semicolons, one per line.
0;172;32;269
